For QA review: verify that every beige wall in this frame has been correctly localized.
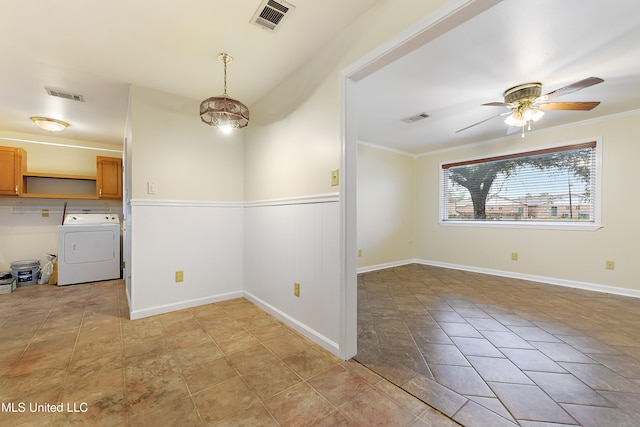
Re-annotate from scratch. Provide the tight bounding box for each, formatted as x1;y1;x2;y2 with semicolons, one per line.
128;85;244;202
243;77;339;201
244;0;448;201
357;143;415;269
415;112;640;293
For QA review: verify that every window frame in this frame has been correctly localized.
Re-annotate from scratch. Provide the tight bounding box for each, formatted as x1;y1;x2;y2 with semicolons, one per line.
438;138;603;231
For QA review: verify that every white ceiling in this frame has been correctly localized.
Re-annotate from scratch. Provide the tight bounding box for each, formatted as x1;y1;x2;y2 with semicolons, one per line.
357;0;640;154
0;0;381;146
1;1;639;154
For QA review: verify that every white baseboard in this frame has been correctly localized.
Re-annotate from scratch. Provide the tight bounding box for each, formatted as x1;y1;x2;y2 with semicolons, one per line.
357;259;415;274
357;258;640;299
129;290;244;320
414;259;640;299
127;288;343;358
243;291;341;358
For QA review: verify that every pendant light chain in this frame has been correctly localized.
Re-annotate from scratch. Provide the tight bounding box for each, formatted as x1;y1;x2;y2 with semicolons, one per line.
223;55;228;97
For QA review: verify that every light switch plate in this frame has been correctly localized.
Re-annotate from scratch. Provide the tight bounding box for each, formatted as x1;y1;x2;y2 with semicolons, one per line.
147;182;157;194
331;169;339;186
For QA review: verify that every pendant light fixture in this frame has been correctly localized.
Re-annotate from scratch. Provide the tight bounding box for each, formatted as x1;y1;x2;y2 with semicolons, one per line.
200;53;249;133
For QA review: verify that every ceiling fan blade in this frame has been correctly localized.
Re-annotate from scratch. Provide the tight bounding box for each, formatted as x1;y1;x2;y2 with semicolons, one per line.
539;101;600;111
455;113;506;133
539;77;604;101
506;126;521;135
482;101;511;107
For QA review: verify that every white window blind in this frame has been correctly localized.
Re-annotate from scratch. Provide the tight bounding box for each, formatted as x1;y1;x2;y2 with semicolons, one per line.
441;141;597;224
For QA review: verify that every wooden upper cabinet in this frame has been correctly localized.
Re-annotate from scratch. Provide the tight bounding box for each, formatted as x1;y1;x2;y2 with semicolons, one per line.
0;146;26;196
96;156;122;200
0;147;122;200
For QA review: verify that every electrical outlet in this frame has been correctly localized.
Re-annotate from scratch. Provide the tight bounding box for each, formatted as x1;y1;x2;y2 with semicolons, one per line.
605;261;615;270
358;249;362;257
294;282;300;297
511;252;518;261
41;209;49;218
175;270;184;282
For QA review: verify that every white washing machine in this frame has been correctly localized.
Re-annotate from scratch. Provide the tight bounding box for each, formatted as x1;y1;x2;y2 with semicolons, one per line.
57;213;121;286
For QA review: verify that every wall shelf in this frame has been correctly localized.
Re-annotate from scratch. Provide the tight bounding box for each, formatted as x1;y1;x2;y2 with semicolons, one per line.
22;172;97;181
22;171;98;199
19;193;99;200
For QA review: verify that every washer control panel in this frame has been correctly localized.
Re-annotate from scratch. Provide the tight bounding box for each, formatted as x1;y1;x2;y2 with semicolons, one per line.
63;214;120;225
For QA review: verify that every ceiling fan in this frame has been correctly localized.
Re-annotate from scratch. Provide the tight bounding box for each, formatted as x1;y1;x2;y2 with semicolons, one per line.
456;77;604;136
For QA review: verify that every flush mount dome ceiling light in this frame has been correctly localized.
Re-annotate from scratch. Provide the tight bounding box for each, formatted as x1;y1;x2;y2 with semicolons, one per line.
30;116;70;132
200;53;249;133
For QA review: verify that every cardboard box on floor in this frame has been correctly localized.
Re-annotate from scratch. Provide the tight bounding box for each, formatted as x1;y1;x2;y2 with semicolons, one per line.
0;278;16;294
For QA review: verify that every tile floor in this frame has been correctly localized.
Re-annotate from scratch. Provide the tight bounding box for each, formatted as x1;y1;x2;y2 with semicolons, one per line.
355;263;640;427
0;279;458;426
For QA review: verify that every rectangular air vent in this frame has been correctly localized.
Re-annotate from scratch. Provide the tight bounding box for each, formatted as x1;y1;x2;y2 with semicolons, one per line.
45;87;85;102
250;0;295;32
401;112;430;124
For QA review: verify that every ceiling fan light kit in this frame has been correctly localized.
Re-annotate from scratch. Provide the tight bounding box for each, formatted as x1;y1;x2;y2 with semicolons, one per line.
457;77;603;137
200;53;249;133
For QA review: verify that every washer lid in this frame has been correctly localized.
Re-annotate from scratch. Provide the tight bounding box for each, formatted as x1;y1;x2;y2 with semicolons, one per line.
63;213;120;225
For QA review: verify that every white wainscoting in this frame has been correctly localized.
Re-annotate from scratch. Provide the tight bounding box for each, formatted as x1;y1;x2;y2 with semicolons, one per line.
129;200;244;319
128;196;344;357
243;194;342;355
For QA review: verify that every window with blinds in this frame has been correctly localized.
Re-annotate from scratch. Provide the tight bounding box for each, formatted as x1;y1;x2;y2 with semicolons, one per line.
441;141;598;225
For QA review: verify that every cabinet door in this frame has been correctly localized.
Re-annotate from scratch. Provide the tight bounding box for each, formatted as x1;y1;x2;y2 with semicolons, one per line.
0;146;25;196
96;156;122;199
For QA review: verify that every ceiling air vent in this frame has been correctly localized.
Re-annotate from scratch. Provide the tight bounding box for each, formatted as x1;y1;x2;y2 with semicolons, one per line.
45;87;85;102
250;0;295;32
401;112;429;124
